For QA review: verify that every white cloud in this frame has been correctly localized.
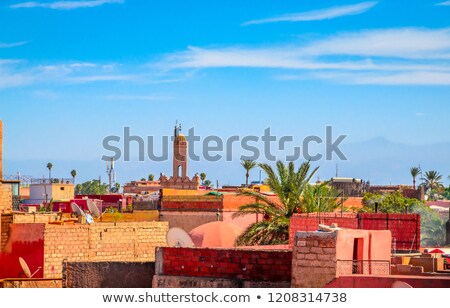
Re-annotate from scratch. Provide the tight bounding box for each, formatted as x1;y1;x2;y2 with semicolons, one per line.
301;28;450;59
10;0;124;10
436;1;450;5
242;1;377;26
310;71;450;86
0;41;28;48
159;27;450;86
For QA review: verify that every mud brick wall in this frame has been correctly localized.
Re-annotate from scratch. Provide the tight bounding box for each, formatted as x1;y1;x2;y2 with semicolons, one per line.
291;231;337;288
156;247;292;282
43;222;168;278
0;214;13;251
12;213;59;224
63;262;155;288
162;195;223;211
0;185;12;213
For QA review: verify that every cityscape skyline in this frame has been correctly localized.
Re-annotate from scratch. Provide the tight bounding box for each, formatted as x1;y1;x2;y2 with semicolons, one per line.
1;0;450;185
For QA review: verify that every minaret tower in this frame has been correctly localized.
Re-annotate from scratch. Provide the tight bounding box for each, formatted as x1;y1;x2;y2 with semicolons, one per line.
173;123;188;179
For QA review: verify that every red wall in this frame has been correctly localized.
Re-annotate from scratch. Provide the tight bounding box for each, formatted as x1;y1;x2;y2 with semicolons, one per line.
289;213;420;251
0;224;45;279
327;275;450;288
162;200;223;211
289;213;358;246
159;247;292;282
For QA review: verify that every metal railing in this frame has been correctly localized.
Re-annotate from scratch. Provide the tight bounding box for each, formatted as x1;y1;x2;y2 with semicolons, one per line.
336;260;391;276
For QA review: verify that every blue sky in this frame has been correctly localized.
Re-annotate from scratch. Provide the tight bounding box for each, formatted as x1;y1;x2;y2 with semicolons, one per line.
1;0;450;186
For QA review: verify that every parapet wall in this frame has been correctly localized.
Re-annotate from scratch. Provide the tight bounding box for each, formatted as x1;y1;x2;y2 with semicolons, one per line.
0;184;12;213
289;213;420;251
63;262;155;288
43;222;168;278
155;247;292;285
162;195;223;211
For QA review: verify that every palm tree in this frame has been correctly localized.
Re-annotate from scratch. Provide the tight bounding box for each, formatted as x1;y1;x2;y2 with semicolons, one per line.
148;174;155;181
200;173;207;185
47;162;53;182
71;169;77;184
410;167;421;190
241;160;257;187
421;170;444;192
233;160;319;246
301;183;342;213
422;217;446;247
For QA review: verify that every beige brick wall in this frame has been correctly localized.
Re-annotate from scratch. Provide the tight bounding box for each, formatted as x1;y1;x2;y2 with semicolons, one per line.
0;213;13;251
43;222;168;278
12;213;60;224
0;184;12;213
291;232;337;288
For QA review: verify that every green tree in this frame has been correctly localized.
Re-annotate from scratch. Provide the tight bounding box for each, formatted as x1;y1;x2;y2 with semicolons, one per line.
47;162;53;181
140;178;146;181
70;169;77;184
114;182;121;193
422;170;444;192
241;160;257;187
410;167;421;190
204;179;212;187
75;179;108;195
233;160;319;246
200;173;207;185
362;192;446;246
409;202;446;247
361;191;419;213
148;174;155;181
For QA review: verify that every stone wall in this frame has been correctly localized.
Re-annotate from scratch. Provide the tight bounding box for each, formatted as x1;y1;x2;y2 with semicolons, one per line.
43;222;168;278
291;232;337;288
63;262;155;288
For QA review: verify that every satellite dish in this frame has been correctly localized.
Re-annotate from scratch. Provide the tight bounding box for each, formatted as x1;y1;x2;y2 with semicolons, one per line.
166;228;195;248
87;199;101;218
71;202;85;217
19;257;41;278
85;214;94;225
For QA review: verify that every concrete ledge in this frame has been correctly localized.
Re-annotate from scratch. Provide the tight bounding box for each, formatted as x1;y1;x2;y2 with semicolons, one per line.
152;275;291;288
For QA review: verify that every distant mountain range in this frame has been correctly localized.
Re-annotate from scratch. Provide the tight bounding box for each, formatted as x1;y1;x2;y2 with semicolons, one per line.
4;137;450;187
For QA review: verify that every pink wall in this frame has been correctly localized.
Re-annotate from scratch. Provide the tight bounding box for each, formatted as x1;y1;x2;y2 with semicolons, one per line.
336;230;392;262
327;275;450;288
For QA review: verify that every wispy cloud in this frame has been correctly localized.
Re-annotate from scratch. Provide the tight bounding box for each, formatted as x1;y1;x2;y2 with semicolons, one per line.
301;28;450;59
105;95;174;101
242;1;377;26
160;27;450;86
309;71;450;86
0;41;28;48
436;1;450;5
10;0;124;10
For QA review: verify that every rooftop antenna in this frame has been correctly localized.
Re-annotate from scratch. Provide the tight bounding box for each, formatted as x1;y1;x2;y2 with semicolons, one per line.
336;164;339;178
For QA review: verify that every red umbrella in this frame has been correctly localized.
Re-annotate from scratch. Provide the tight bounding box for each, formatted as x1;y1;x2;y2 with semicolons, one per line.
429;249;444;254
